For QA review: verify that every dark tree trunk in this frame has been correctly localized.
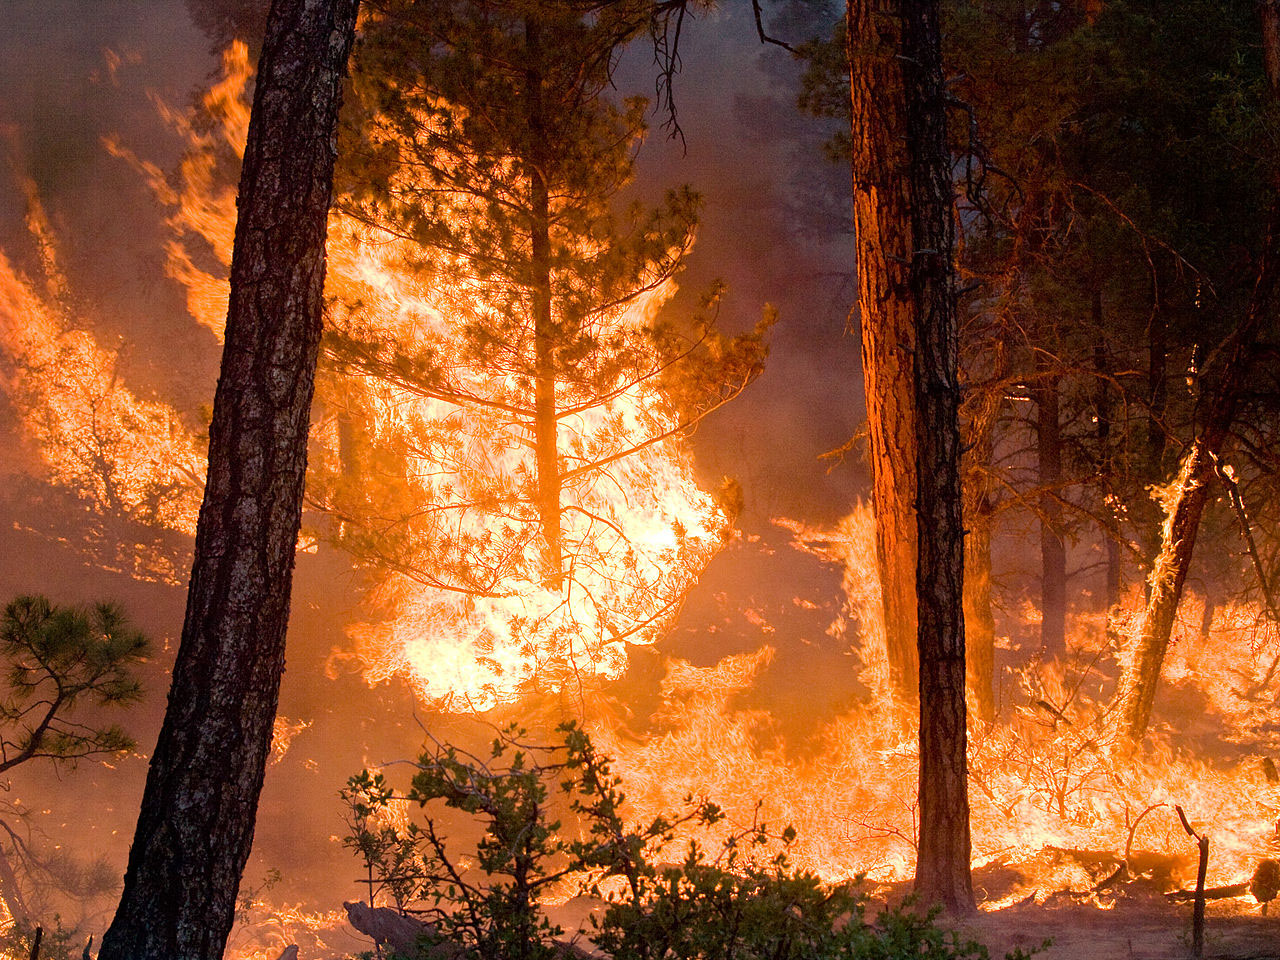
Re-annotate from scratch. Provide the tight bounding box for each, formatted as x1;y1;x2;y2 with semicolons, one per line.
848;0;972;908
900;0;974;913
525;17;563;588
98;1;359;957
847;0;919;706
1141;304;1169;571
1115;0;1280;746
1034;358;1066;657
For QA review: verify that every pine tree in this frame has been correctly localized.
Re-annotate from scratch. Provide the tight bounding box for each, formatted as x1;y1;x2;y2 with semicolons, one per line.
309;0;768;705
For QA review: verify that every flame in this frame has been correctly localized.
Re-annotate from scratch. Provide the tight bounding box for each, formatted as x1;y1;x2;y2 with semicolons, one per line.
0;186;204;549
593;509;1280;905
22;37;1280;927
226;905;351;960
115;43;729;710
104;40;252;340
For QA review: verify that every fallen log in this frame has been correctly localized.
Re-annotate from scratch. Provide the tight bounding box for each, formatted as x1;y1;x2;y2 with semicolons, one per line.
1165;883;1249;902
344;902;455;959
343;902;599;959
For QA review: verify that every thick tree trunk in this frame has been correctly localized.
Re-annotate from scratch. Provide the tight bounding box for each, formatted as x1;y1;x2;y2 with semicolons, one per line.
1114;0;1280;746
525;18;563;588
1034;359;1066;657
847;0;919;706
899;0;974;913
98;1;359;957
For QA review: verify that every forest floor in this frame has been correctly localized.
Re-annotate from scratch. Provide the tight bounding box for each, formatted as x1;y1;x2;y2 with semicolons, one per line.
961;899;1280;960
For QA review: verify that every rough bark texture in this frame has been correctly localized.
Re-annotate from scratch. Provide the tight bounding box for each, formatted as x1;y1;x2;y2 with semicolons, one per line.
847;0;919;705
98;1;359;956
525;18;564;587
899;0;974;914
1114;0;1280;746
1034;360;1066;658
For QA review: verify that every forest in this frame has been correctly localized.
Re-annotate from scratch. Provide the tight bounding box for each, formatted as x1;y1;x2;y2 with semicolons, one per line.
2;0;1280;958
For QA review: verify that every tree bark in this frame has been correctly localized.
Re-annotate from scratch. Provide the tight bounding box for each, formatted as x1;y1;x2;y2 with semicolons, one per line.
1114;0;1280;746
98;1;359;957
1034;358;1066;658
847;0;919;706
899;0;974;913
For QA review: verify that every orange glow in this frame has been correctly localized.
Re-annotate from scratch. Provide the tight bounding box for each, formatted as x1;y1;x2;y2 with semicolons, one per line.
0;191;204;548
127;43;731;710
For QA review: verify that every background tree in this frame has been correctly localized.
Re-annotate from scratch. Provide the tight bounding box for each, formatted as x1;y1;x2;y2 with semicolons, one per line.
98;0;360;956
847;0;973;911
1111;0;1280;743
844;0;919;707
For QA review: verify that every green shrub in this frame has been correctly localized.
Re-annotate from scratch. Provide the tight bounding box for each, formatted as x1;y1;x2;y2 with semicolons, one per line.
342;723;1038;960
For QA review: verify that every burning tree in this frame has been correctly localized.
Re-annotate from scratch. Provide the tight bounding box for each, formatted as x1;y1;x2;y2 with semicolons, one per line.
312;0;768;708
118;3;766;708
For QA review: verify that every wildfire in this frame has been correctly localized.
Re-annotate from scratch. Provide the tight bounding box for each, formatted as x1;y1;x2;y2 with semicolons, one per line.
115;42;730;710
0;185;204;570
11;35;1280;960
593;510;1280;907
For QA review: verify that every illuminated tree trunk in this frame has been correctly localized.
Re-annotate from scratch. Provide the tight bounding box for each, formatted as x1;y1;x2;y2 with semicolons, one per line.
849;0;973;907
1117;0;1280;746
1034;360;1066;658
98;1;359;957
963;480;996;723
525;18;564;587
847;0;918;705
1094;331;1122;609
964;367;1003;723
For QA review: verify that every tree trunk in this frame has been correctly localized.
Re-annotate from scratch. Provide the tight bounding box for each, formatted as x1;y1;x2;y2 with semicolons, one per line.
1141;304;1169;571
524;17;563;588
963;491;996;723
900;0;974;913
963;351;1004;723
98;1;359;957
1114;0;1280;746
847;0;919;706
1094;332;1122;609
1034;358;1066;658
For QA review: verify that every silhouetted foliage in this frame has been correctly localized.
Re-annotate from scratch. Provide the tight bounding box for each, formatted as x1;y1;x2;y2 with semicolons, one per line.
342;724;1040;960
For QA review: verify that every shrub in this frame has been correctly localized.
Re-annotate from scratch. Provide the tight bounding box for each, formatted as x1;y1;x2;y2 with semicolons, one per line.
342;723;1036;960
